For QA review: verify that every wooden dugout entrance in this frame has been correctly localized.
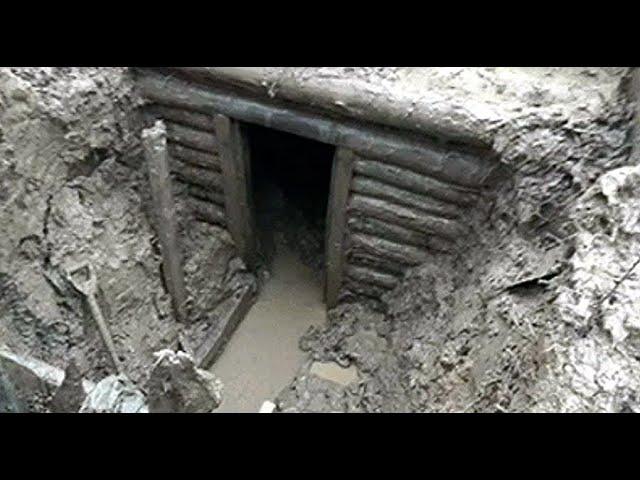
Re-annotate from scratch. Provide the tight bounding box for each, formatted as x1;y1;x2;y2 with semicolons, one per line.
214;114;351;309
136;68;502;312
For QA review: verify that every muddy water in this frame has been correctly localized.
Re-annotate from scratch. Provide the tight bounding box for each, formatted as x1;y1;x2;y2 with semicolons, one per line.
210;245;327;413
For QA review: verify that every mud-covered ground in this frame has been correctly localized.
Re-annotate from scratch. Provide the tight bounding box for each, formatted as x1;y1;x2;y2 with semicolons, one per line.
2;67;640;413
0;68;253;407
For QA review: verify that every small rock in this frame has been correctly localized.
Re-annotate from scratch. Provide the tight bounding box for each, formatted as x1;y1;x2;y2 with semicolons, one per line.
145;349;223;413
49;360;87;413
79;375;148;413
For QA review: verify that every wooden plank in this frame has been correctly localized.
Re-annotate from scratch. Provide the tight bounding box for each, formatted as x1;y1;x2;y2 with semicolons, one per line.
214;114;258;268
325;147;355;308
141;121;188;323
147;104;217;132
163;67;495;149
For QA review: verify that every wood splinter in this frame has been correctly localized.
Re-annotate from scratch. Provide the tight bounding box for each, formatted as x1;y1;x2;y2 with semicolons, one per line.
142;120;189;324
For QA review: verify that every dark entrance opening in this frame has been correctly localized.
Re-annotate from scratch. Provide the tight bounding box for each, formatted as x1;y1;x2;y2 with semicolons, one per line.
245;123;336;276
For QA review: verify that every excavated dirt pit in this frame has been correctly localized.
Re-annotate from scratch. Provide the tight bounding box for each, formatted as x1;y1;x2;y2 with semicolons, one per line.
2;67;640;413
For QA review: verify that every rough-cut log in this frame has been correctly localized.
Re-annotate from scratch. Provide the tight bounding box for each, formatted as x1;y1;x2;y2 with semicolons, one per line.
347;215;453;252
353;159;478;206
342;278;390;300
171;162;224;191
146;104;217;133
349;233;434;267
142;121;188;324
192;285;256;368
215;115;258;268
177;181;225;207
351;175;460;219
134;70;500;188
187;197;227;226
347;250;407;276
345;264;398;290
162;67;496;149
349;194;465;240
168;142;220;172
325;148;355;308
165;121;218;153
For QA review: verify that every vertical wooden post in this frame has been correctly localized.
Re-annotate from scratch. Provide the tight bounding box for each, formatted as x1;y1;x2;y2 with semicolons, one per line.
142;120;189;323
325;148;355;308
214;114;258;269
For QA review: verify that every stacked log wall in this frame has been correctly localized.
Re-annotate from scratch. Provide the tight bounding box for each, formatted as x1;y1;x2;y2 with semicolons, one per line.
340;151;486;302
144;105;227;228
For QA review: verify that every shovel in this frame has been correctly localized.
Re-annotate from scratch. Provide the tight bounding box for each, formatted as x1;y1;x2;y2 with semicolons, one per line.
65;262;124;374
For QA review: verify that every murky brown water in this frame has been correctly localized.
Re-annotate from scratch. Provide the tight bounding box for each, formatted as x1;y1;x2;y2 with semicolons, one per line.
210;245;327;413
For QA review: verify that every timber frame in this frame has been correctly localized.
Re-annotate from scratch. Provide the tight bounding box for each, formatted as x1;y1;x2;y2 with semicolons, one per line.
135;68;504;310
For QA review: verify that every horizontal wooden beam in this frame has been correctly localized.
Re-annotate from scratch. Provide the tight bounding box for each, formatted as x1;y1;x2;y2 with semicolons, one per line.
344;264;399;290
347;250;407;276
348;233;434;268
165;121;218;153
351;175;460;219
163;67;495;149
347;215;453;252
353;159;478;206
171;162;224;191
176;181;225;207
168;143;220;172
342;277;391;300
134;70;500;189
349;194;465;240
